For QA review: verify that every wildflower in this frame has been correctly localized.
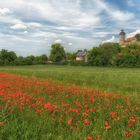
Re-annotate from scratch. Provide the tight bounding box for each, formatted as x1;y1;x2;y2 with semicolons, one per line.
124;131;133;137
62;102;69;107
84;119;90;125
20;104;25;110
83;112;89;117
95;134;101;139
89;97;95;103
110;112;117;118
117;117;120;120
44;102;52;110
138;130;140;134
67;118;73;125
35;109;43;114
105;125;111;130
127;123;132;128
130;118;138;123
0;121;5;127
104;121;111;130
104;121;109;126
87;135;92;140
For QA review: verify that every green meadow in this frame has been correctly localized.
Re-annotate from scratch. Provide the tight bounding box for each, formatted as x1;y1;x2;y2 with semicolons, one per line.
0;66;140;140
0;65;140;97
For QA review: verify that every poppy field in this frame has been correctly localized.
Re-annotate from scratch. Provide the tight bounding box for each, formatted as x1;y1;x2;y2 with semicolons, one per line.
0;65;140;97
0;70;140;140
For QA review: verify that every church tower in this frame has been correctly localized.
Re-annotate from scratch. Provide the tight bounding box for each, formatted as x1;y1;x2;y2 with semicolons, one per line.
119;29;126;46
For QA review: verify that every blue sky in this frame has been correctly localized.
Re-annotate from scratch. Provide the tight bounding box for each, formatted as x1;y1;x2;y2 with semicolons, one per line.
0;0;140;56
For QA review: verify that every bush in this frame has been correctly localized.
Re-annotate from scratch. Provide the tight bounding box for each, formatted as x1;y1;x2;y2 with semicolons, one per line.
88;43;121;66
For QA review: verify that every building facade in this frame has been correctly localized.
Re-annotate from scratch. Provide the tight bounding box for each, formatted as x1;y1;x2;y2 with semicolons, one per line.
119;30;139;47
119;29;126;46
76;50;88;62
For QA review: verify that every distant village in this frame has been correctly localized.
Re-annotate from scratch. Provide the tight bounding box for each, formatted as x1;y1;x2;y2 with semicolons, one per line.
76;30;140;62
1;30;140;67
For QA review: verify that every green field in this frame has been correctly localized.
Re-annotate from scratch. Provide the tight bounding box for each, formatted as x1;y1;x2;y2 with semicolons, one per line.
0;65;140;140
0;65;140;97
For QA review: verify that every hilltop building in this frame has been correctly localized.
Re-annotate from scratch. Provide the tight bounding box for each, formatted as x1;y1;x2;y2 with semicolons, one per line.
119;29;126;46
119;29;139;47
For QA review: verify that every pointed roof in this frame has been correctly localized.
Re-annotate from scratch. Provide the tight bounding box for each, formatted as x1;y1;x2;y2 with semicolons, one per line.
119;29;126;35
76;50;87;57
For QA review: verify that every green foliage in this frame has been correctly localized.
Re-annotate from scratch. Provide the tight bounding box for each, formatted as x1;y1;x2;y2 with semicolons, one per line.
0;49;48;66
50;43;66;62
116;43;140;67
66;52;76;61
88;43;121;66
88;42;140;67
14;56;27;65
135;34;140;41
34;55;48;65
0;42;140;67
0;49;17;65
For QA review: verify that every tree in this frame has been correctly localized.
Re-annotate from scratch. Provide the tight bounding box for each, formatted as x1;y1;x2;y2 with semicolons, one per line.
24;55;35;65
0;49;49;66
116;43;140;66
0;49;17;65
88;47;103;66
135;34;140;41
50;43;66;62
40;54;48;64
66;52;76;61
88;43;121;66
34;55;48;64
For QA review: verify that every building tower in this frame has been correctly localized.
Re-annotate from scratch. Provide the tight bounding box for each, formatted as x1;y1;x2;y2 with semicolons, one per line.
119;29;126;46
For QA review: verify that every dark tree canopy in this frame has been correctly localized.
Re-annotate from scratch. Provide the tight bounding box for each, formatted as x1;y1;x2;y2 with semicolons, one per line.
0;49;17;65
0;49;48;65
88;43;121;66
66;52;76;61
116;43;140;66
50;43;66;62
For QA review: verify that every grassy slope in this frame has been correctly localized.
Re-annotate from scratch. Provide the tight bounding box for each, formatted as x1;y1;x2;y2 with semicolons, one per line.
0;65;140;97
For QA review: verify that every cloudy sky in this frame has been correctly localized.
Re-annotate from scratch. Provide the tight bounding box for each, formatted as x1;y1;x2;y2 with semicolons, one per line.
0;0;140;56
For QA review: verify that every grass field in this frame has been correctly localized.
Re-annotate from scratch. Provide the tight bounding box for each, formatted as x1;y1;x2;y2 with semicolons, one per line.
0;66;140;140
0;65;140;97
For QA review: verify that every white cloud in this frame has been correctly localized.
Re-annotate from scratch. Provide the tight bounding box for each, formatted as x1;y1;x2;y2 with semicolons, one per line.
54;39;62;44
23;31;28;34
0;15;22;25
28;22;42;28
0;8;12;15
31;30;58;39
68;42;73;46
102;36;116;44
19;0;101;29
10;23;27;30
127;30;140;38
93;32;110;38
110;11;134;21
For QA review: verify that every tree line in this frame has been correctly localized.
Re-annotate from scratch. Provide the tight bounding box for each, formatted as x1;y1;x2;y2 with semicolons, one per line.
0;49;48;65
0;42;140;67
88;42;140;67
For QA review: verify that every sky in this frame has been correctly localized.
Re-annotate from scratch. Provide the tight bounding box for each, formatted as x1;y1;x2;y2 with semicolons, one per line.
0;0;140;56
